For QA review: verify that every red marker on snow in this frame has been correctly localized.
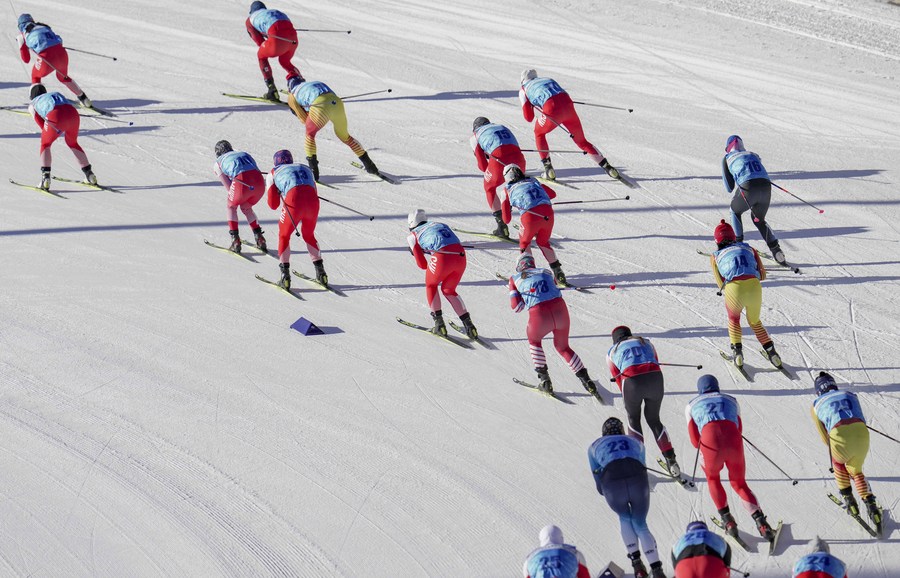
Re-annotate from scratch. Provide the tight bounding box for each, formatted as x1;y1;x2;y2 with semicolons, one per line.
609;284;616;290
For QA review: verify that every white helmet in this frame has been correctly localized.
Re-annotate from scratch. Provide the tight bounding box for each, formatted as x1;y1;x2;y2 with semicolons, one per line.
503;163;524;184
808;536;830;555
539;525;563;546
521;68;537;85
408;209;427;230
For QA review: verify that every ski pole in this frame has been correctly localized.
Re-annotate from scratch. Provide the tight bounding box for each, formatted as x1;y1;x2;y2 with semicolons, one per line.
691;443;702;484
295;27;351;34
771;182;825;213
659;362;703;369
534;105;574;139
728;567;750;577
82;114;133;126
867;425;900;444
66;47;118;61
282;204;302;238
742;435;798;485
266;34;297;45
233;178;254;190
572;100;633;113
341;89;392;101
554;197;630;205
520;148;587;154
319;195;374;221
523;208;549;221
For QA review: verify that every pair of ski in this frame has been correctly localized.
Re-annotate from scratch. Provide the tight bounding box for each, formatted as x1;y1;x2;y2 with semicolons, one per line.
655;459;695;489
395;318;486;350
9;175;122;197
537;167;638;190
697;248;801;275
513;377;609;405
493;271;585;293
710;516;783;555
827;493;883;538
719;349;795;381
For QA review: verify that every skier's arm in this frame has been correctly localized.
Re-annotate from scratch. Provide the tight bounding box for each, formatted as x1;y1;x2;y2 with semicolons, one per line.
519;87;534;123
811;406;829;444
501;189;512;224
213;161;232;190
509;278;525;312
245;17;264;45
607;355;623;389
711;255;724;289
406;233;428;270
575;552;590;578
541;184;557;200
721;156;735;192
473;140;489;172
688;418;701;448
753;249;766;281
288;94;309;123
17;34;29;63
28;104;43;129
266;172;281;210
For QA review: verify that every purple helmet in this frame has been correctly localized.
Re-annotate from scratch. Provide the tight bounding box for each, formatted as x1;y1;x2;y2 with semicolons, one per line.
273;149;293;167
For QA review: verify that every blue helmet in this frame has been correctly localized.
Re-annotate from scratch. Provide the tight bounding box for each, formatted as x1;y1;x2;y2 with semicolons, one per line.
17;13;34;33
697;374;720;394
686;521;707;532
725;135;744;153
814;372;838;396
287;74;305;92
249;1;266;14
273;149;293;167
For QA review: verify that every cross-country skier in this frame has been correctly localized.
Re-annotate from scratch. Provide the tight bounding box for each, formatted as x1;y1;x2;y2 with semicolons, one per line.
812;372;882;530
686;375;777;542
286;75;379;181
607;326;680;477
265;149;326;289
471;117;527;238
16;14;91;106
671;521;730;578
793;537;847;578
508;253;597;395
501;164;569;285
519;69;620;181
522;525;591;578
406;209;478;338
588;417;667;578
213;140;266;253
28;84;96;190
245;1;301;101
710;219;782;369
721;135;787;265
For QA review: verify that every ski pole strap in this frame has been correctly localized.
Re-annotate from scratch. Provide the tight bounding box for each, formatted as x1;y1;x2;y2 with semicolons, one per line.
66;47;118;61
295;28;351;34
340;89;392;101
318;195;375;221
554;197;629;205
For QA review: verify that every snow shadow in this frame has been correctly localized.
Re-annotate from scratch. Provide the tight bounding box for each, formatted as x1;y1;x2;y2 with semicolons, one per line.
91;98;160;109
594;226;870;244
151;104;285;115
347;89;518;103
0;81;31;90
634;168;885;183
0;125;163;139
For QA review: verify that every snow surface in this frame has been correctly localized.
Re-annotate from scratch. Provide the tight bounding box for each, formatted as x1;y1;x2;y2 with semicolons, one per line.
2;0;900;576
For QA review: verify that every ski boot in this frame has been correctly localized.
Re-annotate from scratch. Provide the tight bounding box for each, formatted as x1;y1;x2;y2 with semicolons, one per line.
358;152;380;175
730;342;744;368
78;92;92;108
574;367;597;396
599;157;621;180
252;226;267;252
541;157;556;180
39;167;51;191
536;365;553;394
628;551;649;578
662;449;681;478
459;312;478;339
719;508;739;539
491;210;509;238
82;164;97;186
278;262;291;290
263;77;280;102
840;487;859;517
313;259;328;287
863;495;882;528
752;510;776;541
228;229;241;253
762;341;782;368
770;242;787;266
306;155;320;182
649;561;667;578
549;260;567;287
430;310;447;336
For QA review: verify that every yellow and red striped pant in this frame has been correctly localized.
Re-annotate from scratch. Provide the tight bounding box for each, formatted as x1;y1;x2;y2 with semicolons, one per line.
304;93;366;158
723;278;770;345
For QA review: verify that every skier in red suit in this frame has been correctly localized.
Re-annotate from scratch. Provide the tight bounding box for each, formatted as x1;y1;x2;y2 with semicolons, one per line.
246;1;301;101
28;84;96;190
16;14;90;106
471;116;527;238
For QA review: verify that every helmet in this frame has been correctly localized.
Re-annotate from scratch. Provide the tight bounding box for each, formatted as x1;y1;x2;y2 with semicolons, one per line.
611;325;632;344
249;1;266;14
602;417;625;436
697;374;720;394
516;253;535;273
214;140;232;157
521;68;537;84
686;521;708;533
503;163;524;184
29;83;47;100
17;13;34;33
808;536;830;555
273;149;293;167
407;209;426;230
473;116;490;132
714;219;736;244
725;135;744;153
814;372;838;396
539;525;563;547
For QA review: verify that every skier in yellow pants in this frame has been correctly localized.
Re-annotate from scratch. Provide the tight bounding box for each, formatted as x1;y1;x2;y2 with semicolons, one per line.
286;75;380;181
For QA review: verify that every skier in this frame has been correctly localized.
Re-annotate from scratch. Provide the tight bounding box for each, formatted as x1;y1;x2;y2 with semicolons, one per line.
792;537;847;578
721;135;786;265
286;75;380;181
686;375;777;542
588;417;667;578
16;14;91;106
508;253;598;395
245;1;301;101
811;372;881;529
501;164;569;286
519;69;619;181
28;84;96;190
406;209;478;338
710;219;782;369
213;140;266;253
471;117;527;238
671;521;730;578
522;525;591;578
607;326;680;478
265;149;327;289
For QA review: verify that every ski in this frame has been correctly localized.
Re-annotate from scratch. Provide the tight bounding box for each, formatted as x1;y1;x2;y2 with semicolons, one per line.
656;458;695;488
759;251;801;275
255;274;304;299
697;248;799;274
222;92;288;107
9;178;65;198
454;228;518;244
719;350;752;381
82;104;117;118
350;161;399;184
1;106;29;116
291;269;345;296
536;176;578;190
448;321;494;349
710;517;752;552
757;349;796;380
512;378;574;404
51;176;123;193
827;493;879;538
581;381;609;405
204;239;252;260
316;180;338;190
494;272;585;292
611;170;638;189
396;318;473;349
768;520;784;555
242;241;275;258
